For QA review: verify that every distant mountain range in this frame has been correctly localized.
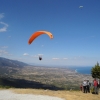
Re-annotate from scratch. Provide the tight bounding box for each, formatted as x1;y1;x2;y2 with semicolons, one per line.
0;57;29;68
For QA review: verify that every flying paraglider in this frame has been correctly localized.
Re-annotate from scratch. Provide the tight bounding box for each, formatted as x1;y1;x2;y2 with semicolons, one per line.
28;31;53;44
28;30;53;61
79;6;83;9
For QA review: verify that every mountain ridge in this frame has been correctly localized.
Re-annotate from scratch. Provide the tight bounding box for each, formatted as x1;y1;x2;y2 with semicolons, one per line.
0;57;29;68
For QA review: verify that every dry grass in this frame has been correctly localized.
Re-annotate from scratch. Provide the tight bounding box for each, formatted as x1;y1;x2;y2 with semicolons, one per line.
10;88;100;100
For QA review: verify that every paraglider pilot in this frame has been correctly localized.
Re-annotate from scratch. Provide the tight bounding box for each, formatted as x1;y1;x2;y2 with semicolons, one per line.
39;56;42;60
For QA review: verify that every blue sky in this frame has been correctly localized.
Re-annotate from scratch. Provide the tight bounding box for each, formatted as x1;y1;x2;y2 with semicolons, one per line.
0;0;100;66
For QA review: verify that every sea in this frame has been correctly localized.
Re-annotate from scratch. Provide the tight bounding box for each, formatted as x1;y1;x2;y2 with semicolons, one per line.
68;66;93;75
39;65;93;75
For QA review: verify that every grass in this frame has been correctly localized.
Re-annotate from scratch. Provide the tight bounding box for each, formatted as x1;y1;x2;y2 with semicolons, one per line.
10;88;100;100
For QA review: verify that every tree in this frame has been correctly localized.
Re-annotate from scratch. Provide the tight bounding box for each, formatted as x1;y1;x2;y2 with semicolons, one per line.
91;62;100;79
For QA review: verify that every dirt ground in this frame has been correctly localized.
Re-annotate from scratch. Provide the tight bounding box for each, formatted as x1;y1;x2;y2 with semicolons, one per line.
11;88;100;100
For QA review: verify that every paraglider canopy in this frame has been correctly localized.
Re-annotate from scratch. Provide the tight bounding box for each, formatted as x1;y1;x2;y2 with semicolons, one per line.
79;6;83;8
28;31;53;44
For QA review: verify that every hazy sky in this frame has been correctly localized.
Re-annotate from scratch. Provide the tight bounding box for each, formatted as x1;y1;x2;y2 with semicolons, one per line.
0;0;100;66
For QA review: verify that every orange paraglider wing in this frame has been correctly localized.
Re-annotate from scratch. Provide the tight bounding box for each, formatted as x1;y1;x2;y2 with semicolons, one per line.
28;31;53;44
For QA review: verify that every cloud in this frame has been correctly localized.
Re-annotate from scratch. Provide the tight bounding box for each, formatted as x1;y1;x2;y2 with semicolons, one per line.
0;22;8;32
0;50;8;54
63;58;68;60
0;13;4;19
0;47;12;56
52;58;60;60
52;57;69;60
38;54;43;56
23;53;29;56
1;46;8;49
30;54;43;58
0;49;12;56
34;55;38;57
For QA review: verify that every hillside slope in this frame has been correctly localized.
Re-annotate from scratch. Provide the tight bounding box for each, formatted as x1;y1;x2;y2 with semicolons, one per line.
0;57;29;68
0;57;30;76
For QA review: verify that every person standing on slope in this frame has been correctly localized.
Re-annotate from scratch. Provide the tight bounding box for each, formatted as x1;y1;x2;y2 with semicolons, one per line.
83;80;87;93
93;78;98;94
87;80;90;93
